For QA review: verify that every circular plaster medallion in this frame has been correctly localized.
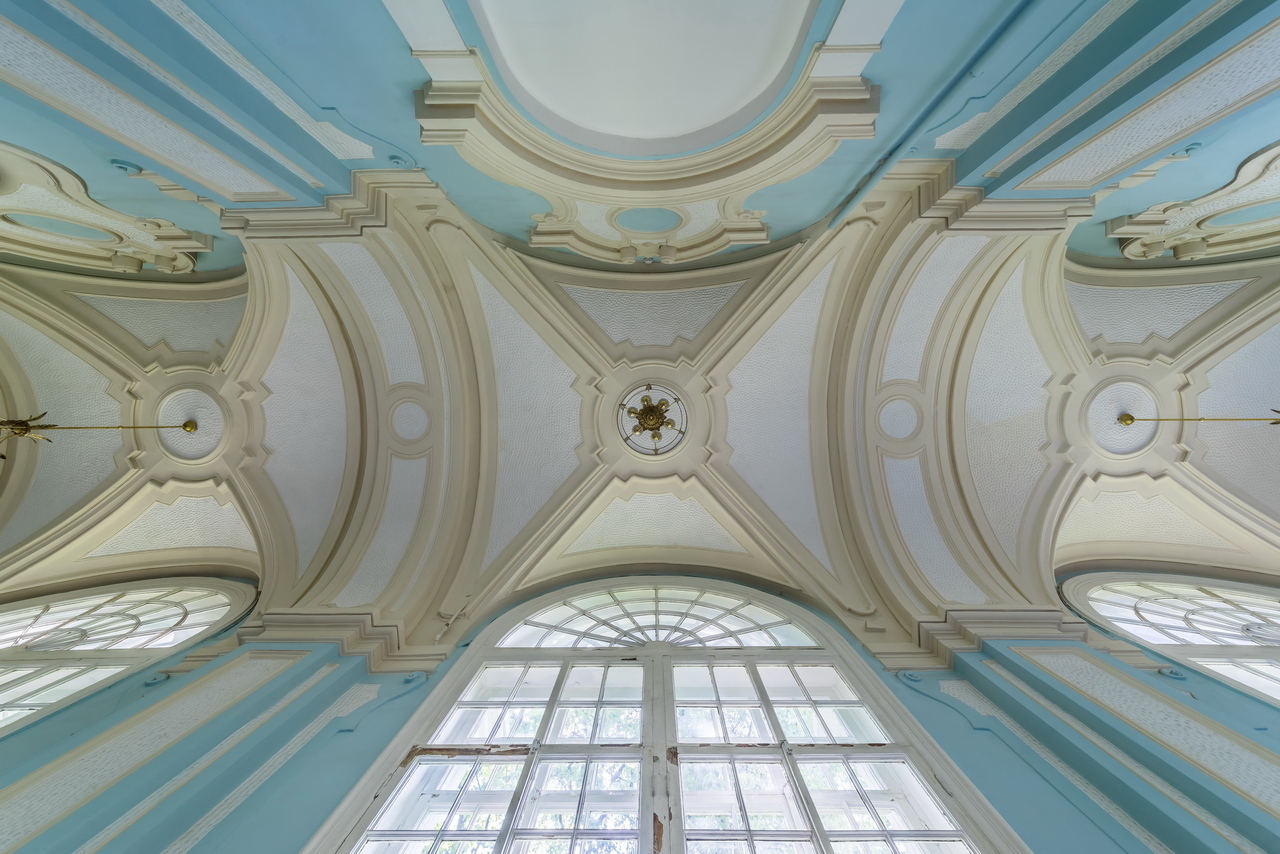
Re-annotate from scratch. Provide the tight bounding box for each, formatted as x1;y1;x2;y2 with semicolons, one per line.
618;383;687;456
1088;382;1157;454
878;398;919;439
615;207;682;233
392;400;430;442
157;389;223;460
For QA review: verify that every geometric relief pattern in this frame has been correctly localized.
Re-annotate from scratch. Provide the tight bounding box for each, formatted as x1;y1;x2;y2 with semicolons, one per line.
1023;650;1280;815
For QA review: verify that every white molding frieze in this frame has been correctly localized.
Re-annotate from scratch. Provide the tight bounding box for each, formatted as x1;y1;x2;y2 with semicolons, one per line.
0;142;212;274
417;52;877;263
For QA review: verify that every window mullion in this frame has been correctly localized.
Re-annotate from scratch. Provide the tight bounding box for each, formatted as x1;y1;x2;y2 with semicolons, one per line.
650;652;678;854
746;661;838;854
491;661;572;854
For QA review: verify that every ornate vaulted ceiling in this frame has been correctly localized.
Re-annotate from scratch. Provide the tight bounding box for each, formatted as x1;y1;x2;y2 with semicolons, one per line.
2;0;1280;671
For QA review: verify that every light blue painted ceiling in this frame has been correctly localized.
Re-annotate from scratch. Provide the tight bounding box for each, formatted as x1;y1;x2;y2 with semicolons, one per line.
0;0;1277;271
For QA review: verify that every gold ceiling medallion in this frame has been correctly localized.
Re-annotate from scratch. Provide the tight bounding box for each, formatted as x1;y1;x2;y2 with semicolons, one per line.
1118;410;1280;426
0;412;197;460
617;383;687;456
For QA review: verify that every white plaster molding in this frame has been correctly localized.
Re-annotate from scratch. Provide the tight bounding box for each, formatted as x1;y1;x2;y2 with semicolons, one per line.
0;143;213;273
964;264;1052;563
936;0;1142;151
726;260;834;572
560;280;743;348
0;306;120;555
44;0;321;187
988;658;1266;853
332;455;429;607
471;265;581;569
262;267;348;576
1107;142;1280;260
75;292;246;352
247;610;450;673
161;682;382;854
882;235;990;382
219;170;439;239
321;242;426;386
914;609;1097;670
1022;647;1280;816
417;52;876;261
0;651;301;852
1057;489;1237;551
882;455;988;604
88;495;256;556
1022;17;1280;190
71;662;339;854
565;491;747;555
148;0;373;161
988;0;1250;177
1065;278;1246;342
0;18;289;201
938;679;1175;854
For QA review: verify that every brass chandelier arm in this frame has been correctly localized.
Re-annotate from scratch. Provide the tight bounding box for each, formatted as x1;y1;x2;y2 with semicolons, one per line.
30;422;198;432
1118;411;1280;426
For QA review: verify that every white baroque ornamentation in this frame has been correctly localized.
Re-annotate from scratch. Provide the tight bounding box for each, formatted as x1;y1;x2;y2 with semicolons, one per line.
1107;142;1280;260
0;143;213;274
418;56;877;263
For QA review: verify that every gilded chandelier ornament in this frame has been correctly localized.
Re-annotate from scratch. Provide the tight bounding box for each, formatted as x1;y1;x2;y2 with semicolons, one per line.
627;393;675;441
0;410;197;460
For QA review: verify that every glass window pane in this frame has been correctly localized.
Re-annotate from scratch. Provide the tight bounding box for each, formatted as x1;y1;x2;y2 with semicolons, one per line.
736;761;805;830
721;707;771;742
831;843;893;854
677;706;723;742
819;707;887;743
548;707;597;743
583;760;640;828
561;667;604;701
754;844;817;854
680;762;744;829
894;842;975;854
758;666;806;701
712;666;757;700
434;708;502;744
514;667;561;701
573;841;636;854
602;666;643;701
462;667;524;701
686;842;752;854
795;667;857;701
776;706;828;743
674;666;715;700
23;667;123;703
851;762;956;831
519;760;586;829
798;762;877;831
493;707;545;742
596;707;641;742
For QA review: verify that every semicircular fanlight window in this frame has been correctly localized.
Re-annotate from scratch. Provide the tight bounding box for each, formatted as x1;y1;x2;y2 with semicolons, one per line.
0;585;233;651
498;585;817;648
1085;579;1280;646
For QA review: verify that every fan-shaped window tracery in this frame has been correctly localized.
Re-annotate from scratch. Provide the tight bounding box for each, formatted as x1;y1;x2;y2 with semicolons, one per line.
0;579;251;730
1066;574;1280;704
498;586;817;648
351;579;980;854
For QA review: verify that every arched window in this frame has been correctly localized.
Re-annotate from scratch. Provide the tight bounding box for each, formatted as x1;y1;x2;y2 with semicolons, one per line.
345;581;984;854
0;578;255;733
1063;573;1280;703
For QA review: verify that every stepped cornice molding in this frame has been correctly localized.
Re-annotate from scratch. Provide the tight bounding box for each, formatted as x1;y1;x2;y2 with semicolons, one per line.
219;170;442;240
243;608;451;673
417;51;877;263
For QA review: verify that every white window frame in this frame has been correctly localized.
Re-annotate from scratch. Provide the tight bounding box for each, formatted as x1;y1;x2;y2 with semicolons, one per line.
1062;571;1280;707
0;577;256;737
309;577;1029;854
